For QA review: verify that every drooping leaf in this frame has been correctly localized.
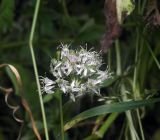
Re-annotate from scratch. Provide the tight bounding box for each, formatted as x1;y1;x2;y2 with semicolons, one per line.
64;98;160;131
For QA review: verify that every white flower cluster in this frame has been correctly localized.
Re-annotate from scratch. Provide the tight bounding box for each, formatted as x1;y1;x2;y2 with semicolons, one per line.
40;44;112;101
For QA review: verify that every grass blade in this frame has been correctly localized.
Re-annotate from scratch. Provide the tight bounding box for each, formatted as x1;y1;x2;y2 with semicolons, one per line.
64;98;160;131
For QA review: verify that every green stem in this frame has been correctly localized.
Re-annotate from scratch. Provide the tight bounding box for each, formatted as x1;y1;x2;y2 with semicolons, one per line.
133;29;145;140
138;0;141;14
141;0;147;14
59;94;64;140
29;0;49;140
108;49;111;71
62;0;69;18
121;85;139;140
126;112;137;140
124;123;129;140
96;113;119;138
133;29;139;96
115;40;121;76
135;1;148;139
147;44;160;70
136;110;145;140
115;40;138;140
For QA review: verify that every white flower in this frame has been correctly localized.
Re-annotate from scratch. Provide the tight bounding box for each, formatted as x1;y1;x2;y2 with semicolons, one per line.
75;64;84;75
41;44;112;101
60;44;70;59
52;68;63;78
97;70;111;83
50;59;63;78
56;78;69;94
40;77;55;94
79;48;102;68
70;80;81;92
67;54;79;63
69;80;87;101
75;64;88;77
61;61;73;76
87;79;100;94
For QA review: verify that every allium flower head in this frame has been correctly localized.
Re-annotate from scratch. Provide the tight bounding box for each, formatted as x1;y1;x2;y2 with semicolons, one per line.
41;44;112;101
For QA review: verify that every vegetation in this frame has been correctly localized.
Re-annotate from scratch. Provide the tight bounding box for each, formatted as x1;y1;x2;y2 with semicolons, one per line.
0;0;160;140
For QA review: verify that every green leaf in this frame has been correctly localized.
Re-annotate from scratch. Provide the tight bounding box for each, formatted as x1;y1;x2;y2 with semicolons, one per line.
64;98;160;131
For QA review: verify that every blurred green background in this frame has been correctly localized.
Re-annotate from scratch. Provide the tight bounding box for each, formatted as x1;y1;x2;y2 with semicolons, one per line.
0;0;160;140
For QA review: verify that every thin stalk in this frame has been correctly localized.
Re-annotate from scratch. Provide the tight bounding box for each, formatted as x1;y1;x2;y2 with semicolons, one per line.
121;85;139;140
138;0;141;14
108;49;111;71
133;1;148;138
115;40;121;76
124;123;129;140
136;110;145;140
126;112;137;140
141;0;147;14
133;29;139;96
133;29;145;140
118;120;126;140
59;94;64;140
62;0;69;18
29;0;49;140
115;40;138;140
147;44;160;70
97;113;119;137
